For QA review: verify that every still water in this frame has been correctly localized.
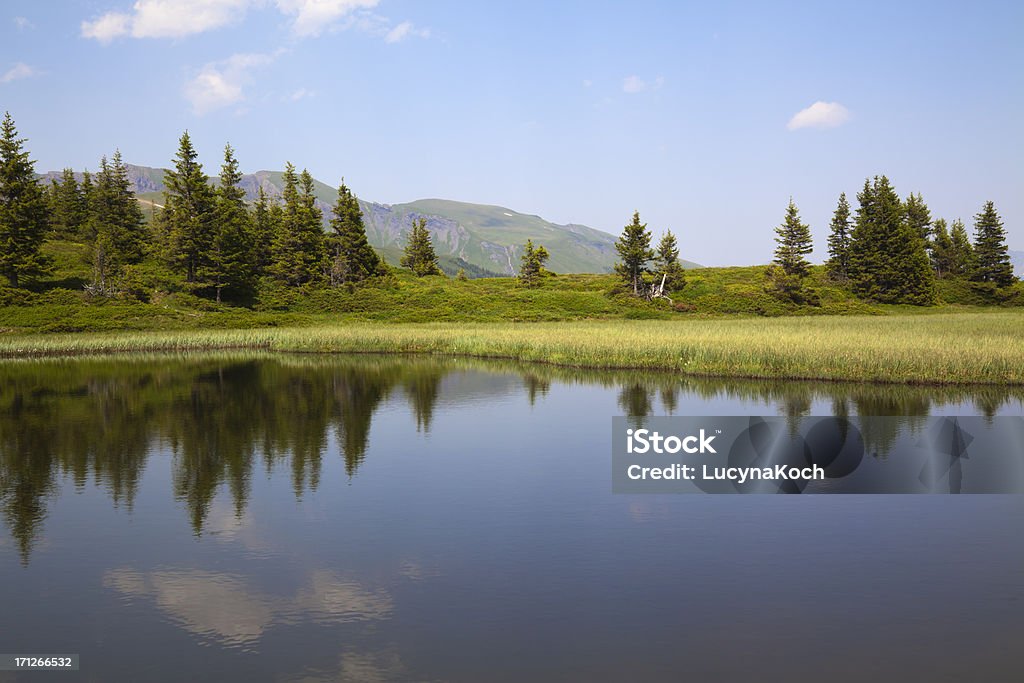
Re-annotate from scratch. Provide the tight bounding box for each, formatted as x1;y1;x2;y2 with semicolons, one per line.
1;354;1022;682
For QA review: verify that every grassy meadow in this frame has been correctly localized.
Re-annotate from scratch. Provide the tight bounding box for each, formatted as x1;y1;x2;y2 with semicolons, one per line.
2;239;1022;384
2;313;1024;385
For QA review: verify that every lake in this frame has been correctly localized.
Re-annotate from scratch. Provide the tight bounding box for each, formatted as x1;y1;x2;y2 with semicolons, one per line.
1;354;1022;682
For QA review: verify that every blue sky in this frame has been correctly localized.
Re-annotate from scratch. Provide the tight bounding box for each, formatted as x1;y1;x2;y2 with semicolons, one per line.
2;0;1021;265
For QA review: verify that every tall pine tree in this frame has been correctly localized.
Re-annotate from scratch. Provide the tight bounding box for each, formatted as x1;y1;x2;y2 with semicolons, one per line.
48;168;87;240
904;192;932;243
929;218;954;278
0;112;50;288
614;211;654;295
848;176;935;305
329;179;381;284
949;219;975;277
203;144;255;302
970;201;1015;288
773;199;813;277
85;151;146;295
250;186;278;276
825;193;851;280
271;164;326;285
163;131;216;284
401;217;442;276
653;229;685;290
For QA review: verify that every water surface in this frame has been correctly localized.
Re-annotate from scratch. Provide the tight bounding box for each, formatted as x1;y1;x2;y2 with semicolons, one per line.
1;354;1021;682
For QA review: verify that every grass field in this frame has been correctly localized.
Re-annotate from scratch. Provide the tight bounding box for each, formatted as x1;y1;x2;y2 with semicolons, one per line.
3;242;1022;383
2;312;1023;385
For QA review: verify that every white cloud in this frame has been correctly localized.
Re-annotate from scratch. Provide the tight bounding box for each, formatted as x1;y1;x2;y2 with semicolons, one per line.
622;75;664;94
384;20;429;43
82;0;253;42
287;87;314;101
275;0;379;37
80;0;421;45
787;101;850;130
384;20;411;42
1;62;37;84
81;12;132;43
184;51;280;114
14;16;33;30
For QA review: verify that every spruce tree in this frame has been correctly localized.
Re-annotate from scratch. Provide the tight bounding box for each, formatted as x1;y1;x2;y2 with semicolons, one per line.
773;199;813;277
86;151;146;295
653;229;685;290
203;144;255;302
299;169;327;282
48;168;87;240
271;164;326;285
904;192;932;243
251;186;277;275
949;219;975;277
614;211;654;295
970;201;1015;288
401;217;441;276
929;218;954;278
518;239;549;286
825;192;852;280
329;179;380;284
163;131;216;284
0;112;50;288
848;176;935;305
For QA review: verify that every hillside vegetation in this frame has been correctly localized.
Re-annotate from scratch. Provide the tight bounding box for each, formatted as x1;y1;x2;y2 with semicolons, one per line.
0;239;1020;336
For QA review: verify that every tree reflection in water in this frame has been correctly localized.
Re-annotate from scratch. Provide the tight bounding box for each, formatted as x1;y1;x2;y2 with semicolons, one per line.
2;353;1021;563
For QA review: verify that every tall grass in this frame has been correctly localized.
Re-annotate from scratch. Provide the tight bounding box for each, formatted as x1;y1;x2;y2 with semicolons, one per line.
2;312;1023;385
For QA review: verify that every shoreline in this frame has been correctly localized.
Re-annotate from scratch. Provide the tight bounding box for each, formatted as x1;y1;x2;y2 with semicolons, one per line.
2;314;1023;386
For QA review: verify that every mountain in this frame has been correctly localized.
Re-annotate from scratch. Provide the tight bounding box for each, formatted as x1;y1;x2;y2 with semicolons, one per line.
41;165;702;276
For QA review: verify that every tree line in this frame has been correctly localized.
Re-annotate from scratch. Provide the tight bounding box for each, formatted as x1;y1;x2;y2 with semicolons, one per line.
1;110;1016;307
768;176;1016;304
0;112;462;302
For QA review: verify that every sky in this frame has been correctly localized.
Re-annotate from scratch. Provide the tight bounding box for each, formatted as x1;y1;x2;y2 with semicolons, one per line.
1;0;1021;266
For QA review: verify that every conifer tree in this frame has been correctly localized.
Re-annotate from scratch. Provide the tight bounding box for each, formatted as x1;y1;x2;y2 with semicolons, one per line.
848;176;935;304
0;112;50;288
653;229;685;290
163;131;215;284
401;217;441;276
48;169;87;240
970;201;1015;288
271;164;326;285
614;211;654;295
518;239;549;286
86;151;146;295
825;193;852;280
329;179;380;284
929;218;954;278
251;186;278;275
949;219;975;277
773;199;813;277
203;144;255;302
904;192;932;243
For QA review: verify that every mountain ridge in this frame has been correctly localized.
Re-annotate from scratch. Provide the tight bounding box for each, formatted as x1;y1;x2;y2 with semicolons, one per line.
42;164;705;276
